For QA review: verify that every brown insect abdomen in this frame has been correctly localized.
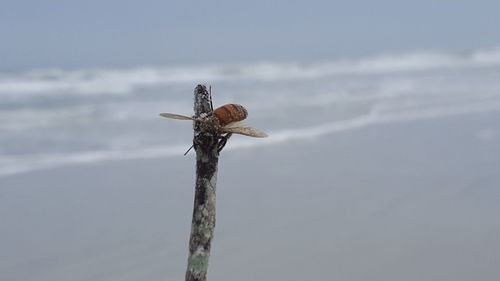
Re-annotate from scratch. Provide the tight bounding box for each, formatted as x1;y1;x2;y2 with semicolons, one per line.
213;104;248;126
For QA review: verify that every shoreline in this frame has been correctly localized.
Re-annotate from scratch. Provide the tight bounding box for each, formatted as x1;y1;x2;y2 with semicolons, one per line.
2;107;500;180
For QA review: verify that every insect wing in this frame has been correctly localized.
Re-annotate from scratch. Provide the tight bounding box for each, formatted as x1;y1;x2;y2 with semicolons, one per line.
222;121;268;138
159;113;194;120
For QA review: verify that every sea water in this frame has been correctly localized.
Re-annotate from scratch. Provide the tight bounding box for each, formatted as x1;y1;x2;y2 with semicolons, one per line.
1;48;500;177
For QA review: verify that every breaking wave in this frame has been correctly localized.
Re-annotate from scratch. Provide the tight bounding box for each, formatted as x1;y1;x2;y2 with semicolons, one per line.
1;48;500;97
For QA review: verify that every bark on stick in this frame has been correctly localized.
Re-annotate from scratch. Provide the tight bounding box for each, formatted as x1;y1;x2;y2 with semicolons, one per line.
185;85;219;281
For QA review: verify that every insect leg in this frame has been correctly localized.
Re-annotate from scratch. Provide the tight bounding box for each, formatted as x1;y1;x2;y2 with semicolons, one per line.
183;144;194;156
217;133;232;153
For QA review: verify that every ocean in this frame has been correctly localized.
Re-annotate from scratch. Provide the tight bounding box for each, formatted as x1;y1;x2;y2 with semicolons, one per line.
2;48;500;177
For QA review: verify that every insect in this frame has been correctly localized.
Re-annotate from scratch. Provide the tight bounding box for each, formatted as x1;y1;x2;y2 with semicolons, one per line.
160;96;267;154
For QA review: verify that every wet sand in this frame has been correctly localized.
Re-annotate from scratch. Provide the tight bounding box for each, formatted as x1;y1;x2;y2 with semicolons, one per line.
1;110;500;281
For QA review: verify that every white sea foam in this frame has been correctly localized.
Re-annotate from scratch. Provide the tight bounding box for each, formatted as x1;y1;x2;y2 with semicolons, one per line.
1;48;500;97
229;99;500;149
0;145;187;177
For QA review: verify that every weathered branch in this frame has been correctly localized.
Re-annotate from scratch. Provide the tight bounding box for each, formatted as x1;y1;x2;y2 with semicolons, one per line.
185;85;219;281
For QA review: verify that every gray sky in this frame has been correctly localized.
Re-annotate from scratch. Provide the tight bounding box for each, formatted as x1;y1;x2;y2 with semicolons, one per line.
1;0;500;70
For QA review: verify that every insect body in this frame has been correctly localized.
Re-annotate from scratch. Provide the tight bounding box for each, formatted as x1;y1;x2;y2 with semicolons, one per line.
160;103;267;153
213;104;248;126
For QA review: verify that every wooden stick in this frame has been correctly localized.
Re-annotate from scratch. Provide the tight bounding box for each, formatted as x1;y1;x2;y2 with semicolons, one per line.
185;85;219;281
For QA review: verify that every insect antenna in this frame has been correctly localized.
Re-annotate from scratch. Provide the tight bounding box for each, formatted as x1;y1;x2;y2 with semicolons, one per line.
209;85;214;112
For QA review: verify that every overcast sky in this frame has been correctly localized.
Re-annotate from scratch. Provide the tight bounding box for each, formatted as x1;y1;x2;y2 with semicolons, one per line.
1;0;500;70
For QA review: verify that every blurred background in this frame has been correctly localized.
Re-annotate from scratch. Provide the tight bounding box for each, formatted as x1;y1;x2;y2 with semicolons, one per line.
1;1;500;281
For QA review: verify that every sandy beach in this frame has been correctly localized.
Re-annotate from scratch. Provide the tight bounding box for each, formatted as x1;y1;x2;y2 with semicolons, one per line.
1;109;499;281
